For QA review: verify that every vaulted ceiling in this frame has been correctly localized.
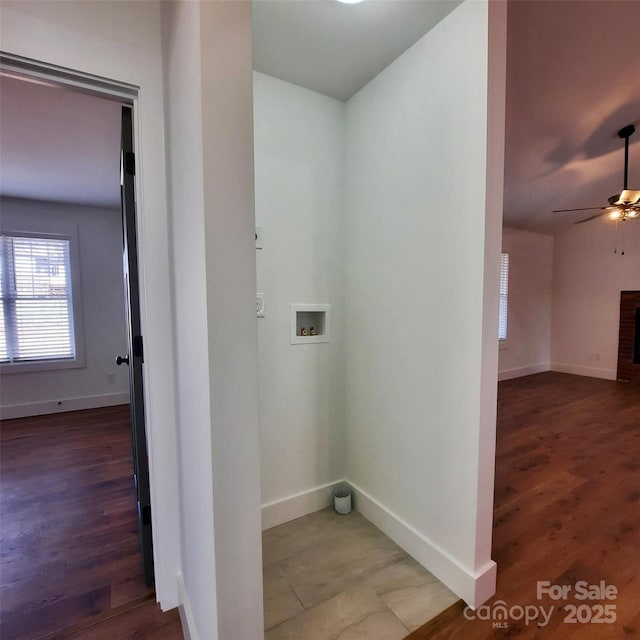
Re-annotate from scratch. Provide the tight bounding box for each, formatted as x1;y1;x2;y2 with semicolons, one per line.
252;0;462;102
503;0;640;234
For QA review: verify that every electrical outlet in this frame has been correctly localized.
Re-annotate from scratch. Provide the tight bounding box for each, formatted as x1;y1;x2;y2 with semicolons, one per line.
107;372;116;384
256;293;265;318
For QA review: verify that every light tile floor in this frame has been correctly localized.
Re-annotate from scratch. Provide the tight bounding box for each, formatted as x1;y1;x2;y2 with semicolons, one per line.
262;508;459;639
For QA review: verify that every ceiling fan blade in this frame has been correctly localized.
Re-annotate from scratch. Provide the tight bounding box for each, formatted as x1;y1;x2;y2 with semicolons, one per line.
575;212;606;224
616;189;640;205
552;206;605;213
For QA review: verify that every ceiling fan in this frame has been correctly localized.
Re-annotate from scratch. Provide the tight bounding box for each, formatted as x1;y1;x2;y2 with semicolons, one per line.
553;124;640;224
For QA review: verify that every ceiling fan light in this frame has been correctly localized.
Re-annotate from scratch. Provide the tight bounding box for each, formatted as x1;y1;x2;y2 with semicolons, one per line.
618;189;640;205
626;209;639;219
607;208;622;220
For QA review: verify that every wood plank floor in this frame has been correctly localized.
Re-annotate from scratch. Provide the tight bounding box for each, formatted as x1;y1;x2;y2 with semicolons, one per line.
407;372;640;639
0;405;183;640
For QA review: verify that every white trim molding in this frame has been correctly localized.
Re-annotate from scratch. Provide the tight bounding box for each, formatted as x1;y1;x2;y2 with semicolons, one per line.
262;480;497;609
261;480;346;531
498;362;550;381
349;481;496;609
1;392;130;420
177;572;198;640
551;362;616;381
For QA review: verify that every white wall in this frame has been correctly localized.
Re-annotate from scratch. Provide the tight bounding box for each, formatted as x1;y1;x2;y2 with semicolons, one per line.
0;197;129;416
253;72;347;525
1;0;180;610
161;2;217;637
498;226;553;380
344;0;503;607
163;2;263;639
200;5;263;635
551;217;640;380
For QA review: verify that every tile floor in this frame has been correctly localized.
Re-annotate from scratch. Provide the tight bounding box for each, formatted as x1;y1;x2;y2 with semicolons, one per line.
262;508;459;640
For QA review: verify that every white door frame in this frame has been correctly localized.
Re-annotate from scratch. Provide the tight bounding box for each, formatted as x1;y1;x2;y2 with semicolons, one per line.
0;51;181;609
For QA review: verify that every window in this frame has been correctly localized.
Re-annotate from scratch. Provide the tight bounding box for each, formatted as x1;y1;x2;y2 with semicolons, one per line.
498;252;509;341
1;233;81;368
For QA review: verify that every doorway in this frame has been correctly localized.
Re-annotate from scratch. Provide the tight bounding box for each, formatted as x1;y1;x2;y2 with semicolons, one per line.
0;71;158;638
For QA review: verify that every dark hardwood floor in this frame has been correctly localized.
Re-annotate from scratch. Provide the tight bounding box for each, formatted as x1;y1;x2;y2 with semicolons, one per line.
6;374;637;639
0;405;183;640
407;372;640;639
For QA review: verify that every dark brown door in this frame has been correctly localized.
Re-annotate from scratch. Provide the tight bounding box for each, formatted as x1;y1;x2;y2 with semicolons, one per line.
116;105;154;585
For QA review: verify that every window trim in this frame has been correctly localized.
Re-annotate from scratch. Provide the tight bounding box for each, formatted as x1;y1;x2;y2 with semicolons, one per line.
1;227;85;374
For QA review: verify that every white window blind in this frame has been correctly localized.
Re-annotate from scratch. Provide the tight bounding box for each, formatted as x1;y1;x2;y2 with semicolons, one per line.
0;254;7;362
499;252;509;341
1;234;75;363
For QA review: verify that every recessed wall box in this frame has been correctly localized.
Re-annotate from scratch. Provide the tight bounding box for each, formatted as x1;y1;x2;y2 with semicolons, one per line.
290;304;330;344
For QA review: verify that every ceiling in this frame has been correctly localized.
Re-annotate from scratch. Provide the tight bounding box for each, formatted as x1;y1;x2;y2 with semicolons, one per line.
504;0;640;234
252;0;461;102
0;75;123;208
1;1;638;235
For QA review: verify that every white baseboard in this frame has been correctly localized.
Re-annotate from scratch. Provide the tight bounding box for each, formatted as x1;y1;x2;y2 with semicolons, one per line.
261;479;497;607
261;479;346;531
498;362;550;381
177;572;198;640
551;362;616;381
349;481;496;609
1;392;130;420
